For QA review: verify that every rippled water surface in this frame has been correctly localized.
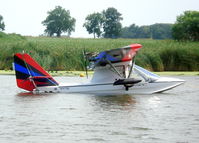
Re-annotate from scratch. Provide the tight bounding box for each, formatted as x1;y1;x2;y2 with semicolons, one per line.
0;75;199;143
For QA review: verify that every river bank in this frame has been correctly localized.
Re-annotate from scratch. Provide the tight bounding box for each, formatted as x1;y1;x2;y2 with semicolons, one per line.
1;70;198;76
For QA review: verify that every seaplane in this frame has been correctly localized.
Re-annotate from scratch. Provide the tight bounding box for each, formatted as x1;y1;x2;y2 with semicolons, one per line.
13;44;185;95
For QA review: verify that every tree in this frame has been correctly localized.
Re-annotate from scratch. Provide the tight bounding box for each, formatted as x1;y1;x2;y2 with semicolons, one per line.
150;23;173;39
121;24;139;38
137;26;151;38
120;23;173;39
0;15;5;31
102;7;123;38
83;13;103;38
172;11;199;41
42;6;76;37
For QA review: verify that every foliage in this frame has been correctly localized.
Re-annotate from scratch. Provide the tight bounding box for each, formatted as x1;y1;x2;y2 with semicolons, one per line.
151;23;173;39
102;7;123;38
83;13;103;38
172;11;199;41
0;15;5;31
120;24;140;38
42;6;76;37
0;32;26;41
0;35;199;71
83;8;172;39
136;26;151;38
121;23;173;39
83;7;123;38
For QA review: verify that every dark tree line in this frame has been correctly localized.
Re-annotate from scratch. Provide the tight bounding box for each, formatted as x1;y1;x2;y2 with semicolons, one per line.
83;9;198;41
120;23;173;39
83;8;174;39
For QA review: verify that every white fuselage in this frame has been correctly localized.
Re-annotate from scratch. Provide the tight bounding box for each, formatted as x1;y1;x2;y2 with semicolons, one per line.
37;79;184;95
36;77;184;95
36;63;185;95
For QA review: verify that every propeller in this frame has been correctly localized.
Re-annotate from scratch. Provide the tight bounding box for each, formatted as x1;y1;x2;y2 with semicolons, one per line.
83;49;88;79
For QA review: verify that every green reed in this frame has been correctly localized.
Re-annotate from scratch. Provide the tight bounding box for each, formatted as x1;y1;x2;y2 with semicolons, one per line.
0;32;198;71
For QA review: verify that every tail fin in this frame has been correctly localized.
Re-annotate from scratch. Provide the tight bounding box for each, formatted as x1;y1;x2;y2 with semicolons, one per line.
14;53;58;91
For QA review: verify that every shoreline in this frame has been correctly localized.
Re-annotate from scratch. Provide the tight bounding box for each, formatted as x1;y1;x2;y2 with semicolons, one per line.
0;70;198;76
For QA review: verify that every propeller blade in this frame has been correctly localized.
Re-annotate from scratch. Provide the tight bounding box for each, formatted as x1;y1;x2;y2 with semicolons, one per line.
83;49;88;79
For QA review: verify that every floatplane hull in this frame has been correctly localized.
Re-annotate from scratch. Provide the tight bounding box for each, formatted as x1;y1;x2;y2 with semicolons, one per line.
13;44;185;95
36;78;184;95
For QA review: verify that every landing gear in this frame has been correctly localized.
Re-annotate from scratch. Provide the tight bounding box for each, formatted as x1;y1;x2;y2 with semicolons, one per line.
125;85;129;91
113;78;142;91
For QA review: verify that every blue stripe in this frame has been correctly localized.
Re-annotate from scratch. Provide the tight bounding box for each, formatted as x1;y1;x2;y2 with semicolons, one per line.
106;54;118;61
14;63;29;75
29;69;42;77
95;52;118;62
47;79;58;85
14;63;42;77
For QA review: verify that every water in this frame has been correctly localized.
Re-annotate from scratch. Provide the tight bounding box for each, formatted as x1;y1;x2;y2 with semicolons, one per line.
0;75;199;143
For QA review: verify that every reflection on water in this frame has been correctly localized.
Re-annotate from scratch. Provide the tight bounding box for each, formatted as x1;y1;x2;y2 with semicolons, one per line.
94;95;136;111
16;92;54;97
147;96;161;108
94;95;136;106
17;92;41;96
0;75;199;143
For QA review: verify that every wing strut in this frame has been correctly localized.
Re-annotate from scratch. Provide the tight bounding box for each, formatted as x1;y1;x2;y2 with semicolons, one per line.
105;59;123;78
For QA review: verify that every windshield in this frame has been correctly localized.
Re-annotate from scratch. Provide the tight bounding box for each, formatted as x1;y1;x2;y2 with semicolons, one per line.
133;65;160;82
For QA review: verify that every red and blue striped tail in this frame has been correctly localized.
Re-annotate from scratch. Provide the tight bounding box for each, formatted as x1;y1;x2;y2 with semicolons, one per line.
14;53;59;91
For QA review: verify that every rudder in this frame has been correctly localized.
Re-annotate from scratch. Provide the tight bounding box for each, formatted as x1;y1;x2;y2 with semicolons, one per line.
14;53;58;91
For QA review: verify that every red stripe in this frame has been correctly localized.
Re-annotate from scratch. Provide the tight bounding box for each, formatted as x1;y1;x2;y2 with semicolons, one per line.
122;44;142;62
16;79;35;91
28;76;52;79
129;44;142;51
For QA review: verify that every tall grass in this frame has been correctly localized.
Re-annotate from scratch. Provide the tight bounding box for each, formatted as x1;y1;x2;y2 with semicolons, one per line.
0;32;199;71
